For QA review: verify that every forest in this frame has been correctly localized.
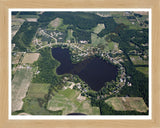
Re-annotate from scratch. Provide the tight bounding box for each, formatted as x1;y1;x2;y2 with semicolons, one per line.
32;47;61;85
97;17;119;37
12;21;38;51
38;12;102;30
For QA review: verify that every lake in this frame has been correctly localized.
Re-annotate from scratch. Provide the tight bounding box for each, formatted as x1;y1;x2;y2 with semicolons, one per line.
52;47;118;91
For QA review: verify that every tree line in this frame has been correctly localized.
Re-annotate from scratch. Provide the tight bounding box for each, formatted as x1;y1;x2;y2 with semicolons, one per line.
12;21;38;51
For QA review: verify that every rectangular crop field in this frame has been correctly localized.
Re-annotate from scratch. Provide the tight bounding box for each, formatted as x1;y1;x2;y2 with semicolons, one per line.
26;83;50;98
21;83;62;115
22;53;40;64
12;68;33;112
105;97;148;113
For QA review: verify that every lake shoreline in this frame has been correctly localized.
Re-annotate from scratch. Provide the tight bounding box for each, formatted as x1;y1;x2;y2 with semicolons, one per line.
51;46;118;91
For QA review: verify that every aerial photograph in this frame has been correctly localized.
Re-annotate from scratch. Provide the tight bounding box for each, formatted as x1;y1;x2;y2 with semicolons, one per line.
11;10;149;116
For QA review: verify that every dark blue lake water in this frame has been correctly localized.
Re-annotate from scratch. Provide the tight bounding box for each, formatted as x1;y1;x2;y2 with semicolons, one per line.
52;47;118;91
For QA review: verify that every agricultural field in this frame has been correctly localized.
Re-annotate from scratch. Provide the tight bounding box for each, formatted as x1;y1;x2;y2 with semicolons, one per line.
129;55;148;65
136;67;148;77
47;88;100;115
91;33;107;46
113;16;141;30
133;11;149;15
91;33;119;52
17;15;39;19
66;29;76;43
12;68;33;112
11;17;25;38
48;18;63;29
22;53;40;64
26;18;38;22
22;97;61;115
21;83;62;115
93;24;105;34
105;97;148;112
26;83;50;98
96;12;124;17
12;52;24;64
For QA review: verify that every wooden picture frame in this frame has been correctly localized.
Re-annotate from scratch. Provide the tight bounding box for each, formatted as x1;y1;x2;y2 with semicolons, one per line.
0;0;160;127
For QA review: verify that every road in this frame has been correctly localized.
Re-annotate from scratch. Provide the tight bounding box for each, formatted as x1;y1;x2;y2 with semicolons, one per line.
36;42;83;52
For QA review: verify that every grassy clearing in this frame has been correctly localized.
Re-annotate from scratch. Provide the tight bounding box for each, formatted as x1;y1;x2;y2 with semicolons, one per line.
12;68;33;112
91;33;119;52
134;11;148;15
113;16;141;30
47;88;100;115
96;12;123;17
22;53;40;64
26;18;38;22
22;83;62;115
91;33;107;46
136;67;148;77
130;55;148;65
108;42;115;51
26;83;50;98
93;24;105;34
110;12;124;16
48;18;63;29
105;97;148;112
22;97;62;115
66;29;75;42
56;24;69;32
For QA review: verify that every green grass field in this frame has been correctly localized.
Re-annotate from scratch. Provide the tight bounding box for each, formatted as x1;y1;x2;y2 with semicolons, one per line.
113;16;141;30
47;88;100;115
22;83;62;115
66;29;75;42
91;33;107;46
22;97;62;115
48;18;63;29
26;83;50;98
105;97;148;113
91;33;119;52
96;12;124;17
93;24;105;34
130;55;148;65
136;67;148;77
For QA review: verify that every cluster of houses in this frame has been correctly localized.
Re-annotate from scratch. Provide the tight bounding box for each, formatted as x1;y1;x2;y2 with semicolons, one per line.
62;76;89;97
